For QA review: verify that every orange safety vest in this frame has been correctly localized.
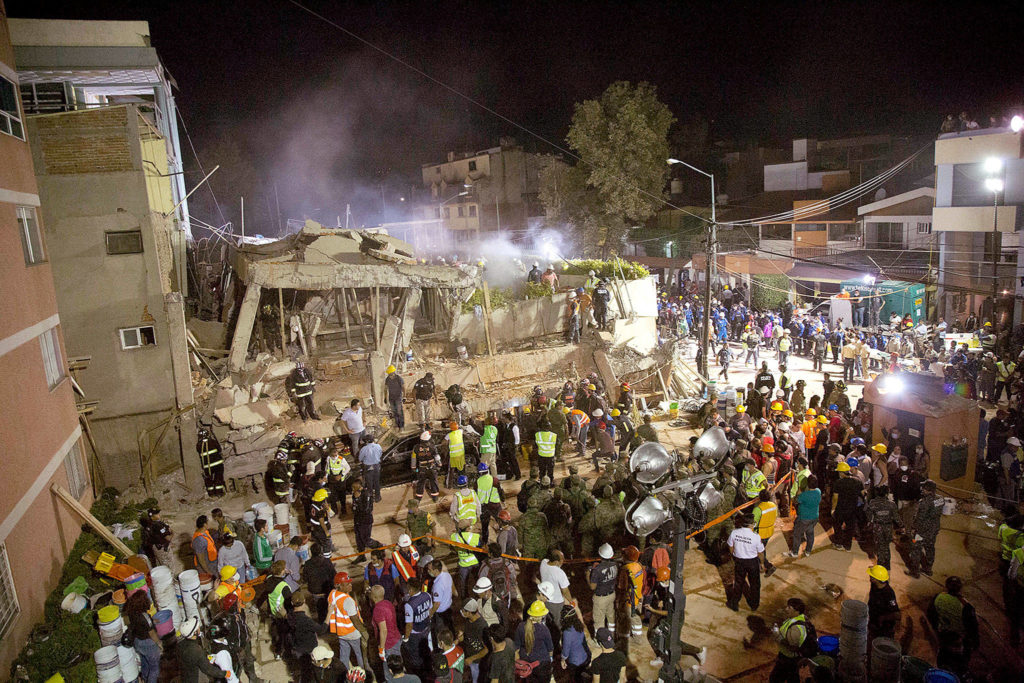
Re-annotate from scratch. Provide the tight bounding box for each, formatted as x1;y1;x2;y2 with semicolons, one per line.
213;581;242;610
801;420;817;449
192;530;217;566
392;548;419;582
327;589;358;636
624;561;644;608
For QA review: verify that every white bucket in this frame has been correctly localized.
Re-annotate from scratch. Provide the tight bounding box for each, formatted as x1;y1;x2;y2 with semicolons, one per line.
288;516;300;540
150;566;173;590
178;569;202;620
942;497;957;515
117;644;140;681
457;345;468;360
242;510;256;526
252;501;271;514
94;645;122;683
61;592;87;614
151;567;183;629
97;615;125;647
274;503;291;526
268;529;283;549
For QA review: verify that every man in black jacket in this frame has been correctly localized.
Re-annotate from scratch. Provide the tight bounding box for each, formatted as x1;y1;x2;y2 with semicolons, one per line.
288;591;328;681
177;616;228;683
302;542;335;622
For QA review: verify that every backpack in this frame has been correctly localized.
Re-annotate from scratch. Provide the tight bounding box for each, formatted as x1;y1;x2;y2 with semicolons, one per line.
799;619;819;658
486;558;512;604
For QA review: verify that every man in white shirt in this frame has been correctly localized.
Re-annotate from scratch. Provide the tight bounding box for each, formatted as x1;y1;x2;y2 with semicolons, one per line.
341;398;364;456
726;513;765;612
538;550;572;627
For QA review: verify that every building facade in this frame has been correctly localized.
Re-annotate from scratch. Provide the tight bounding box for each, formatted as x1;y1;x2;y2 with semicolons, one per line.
26;104;195;491
0;4;92;672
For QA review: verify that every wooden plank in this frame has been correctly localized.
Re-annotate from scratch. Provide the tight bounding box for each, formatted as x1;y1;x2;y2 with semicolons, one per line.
278;287;287;357
52;484;133;557
336;290;352;348
349;288;369;347
481;281;495;357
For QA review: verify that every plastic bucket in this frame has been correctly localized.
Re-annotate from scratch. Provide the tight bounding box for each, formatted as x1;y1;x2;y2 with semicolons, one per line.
117;644;140;681
817;635;839;655
457;345;468;360
669;401;679;418
97;605;121;624
296;543;310;562
274;503;291;526
61;592;87;614
98;615;124;647
242;510;256;526
902;656;932;683
94;645;120;673
268;529;283;549
198;572;214;594
923;670;959;683
124;573;147;593
288;517;300;539
942;497;957;515
153;609;174;637
179;570;202;619
150;566;173;589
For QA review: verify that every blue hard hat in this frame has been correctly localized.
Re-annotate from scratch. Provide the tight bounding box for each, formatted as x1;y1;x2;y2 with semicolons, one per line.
850;437;865;447
477;462;489;472
576;287;584;294
846;457;859;468
456;475;468;486
828;404;838;410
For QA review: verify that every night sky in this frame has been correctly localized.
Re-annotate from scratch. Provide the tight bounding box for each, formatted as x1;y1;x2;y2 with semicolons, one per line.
8;0;1024;231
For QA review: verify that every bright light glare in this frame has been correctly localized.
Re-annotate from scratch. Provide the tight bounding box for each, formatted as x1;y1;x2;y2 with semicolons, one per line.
985;177;1004;193
984;157;1003;174
667;158;682;165
1012;115;1024;133
880;375;904;394
862;274;875;284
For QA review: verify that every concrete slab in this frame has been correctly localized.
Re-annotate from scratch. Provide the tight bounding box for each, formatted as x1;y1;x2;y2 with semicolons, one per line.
295;419;338;440
264;361;295;381
214;387;235;410
231;428;284;455
229;400;289;429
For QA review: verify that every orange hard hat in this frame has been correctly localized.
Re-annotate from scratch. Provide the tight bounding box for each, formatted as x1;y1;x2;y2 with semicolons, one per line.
624;545;640;562
656;566;671;582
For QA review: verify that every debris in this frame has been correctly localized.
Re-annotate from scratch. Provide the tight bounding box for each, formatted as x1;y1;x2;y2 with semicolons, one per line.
228;400;290;429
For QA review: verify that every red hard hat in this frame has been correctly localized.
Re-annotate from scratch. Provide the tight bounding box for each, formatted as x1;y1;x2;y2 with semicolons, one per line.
334;571;351;585
220;593;238;610
498;509;512;522
624;545;640;562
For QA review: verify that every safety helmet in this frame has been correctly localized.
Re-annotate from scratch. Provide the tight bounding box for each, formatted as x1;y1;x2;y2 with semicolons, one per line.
656;566;671;582
449;421;459;431
817;415;827;424
386;365;396;374
593;409;604;417
836;381;847;390
397;534;412;548
312;488;329;502
312;644;334;662
477;462;489;472
498;509;512;522
275;450;288;461
288;431;298;438
782;409;794;418
219;566;237;581
736;405;747;413
610;409;621;417
220;593;238;611
576;287;585;295
523;406;531;414
850;437;865;447
836;461;851;472
562;407;570;414
180;616;201;639
828;404;838;411
588;384;597;391
473;577;493;593
420;431;431;441
805;409;816;416
527;600;549;618
621;382;631;390
456;475;468;487
346;667;367;682
867;565;889;582
872;443;887;454
598;543;613;559
537;581;557;601
588;270;596;276
762;443;775;453
208;622;228;641
624;545;640;562
197;426;209;437
334;571;351;585
770;401;783;411
759;386;769;394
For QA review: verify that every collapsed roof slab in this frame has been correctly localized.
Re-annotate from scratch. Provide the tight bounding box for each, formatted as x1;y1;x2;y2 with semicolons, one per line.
247;260;480;290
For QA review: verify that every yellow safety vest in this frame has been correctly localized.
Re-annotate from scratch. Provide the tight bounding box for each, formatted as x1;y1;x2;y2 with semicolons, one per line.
452;531;480;567
448;429;465;466
998;523;1024;560
1012;546;1024;588
778;614;807;657
327;455;345;476
536;431;557;458
456;492;478;522
790;468;811;497
753;501;778;541
997;362;1016;381
743;470;767;498
477;473;501;504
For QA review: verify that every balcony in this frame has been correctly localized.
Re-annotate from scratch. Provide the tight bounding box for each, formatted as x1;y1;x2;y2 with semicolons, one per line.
932;205;1019;232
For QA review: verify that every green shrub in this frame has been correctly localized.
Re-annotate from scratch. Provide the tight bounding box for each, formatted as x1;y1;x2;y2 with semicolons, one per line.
750;274;791;310
561;258;649;280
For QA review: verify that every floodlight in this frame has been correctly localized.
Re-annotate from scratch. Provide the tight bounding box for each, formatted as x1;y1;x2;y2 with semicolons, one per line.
625;496;673;537
985;177;1004;193
984;157;1003;174
629;442;674;484
1011;115;1024;133
667;158;682;165
692;427;731;462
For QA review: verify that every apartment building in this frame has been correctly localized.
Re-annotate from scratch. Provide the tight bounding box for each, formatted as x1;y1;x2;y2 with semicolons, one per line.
0;4;92;672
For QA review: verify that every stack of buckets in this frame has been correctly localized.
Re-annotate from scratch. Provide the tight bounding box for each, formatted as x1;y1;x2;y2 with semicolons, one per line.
96;605;129;683
150;565;182;632
93;646;122;683
838;599;869;681
178;569;202;620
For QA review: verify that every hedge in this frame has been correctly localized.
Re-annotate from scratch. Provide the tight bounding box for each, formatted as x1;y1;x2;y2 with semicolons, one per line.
561;258;649;280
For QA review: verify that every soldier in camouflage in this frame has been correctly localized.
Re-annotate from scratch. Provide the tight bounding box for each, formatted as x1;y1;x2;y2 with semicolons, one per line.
907;479;944;577
528;475;554;512
704;464;738;565
545;488;574;554
517;500;550;561
593;485;627;547
517;468;540;513
405;498;435;540
865;485;901;570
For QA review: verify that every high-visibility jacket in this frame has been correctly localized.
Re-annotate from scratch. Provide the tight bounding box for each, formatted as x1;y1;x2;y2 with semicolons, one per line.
790;467;812;497
192;529;217;567
327;589;358;636
778;338;791;352
997;361;1016;382
932;592;966;635
801;420;818;449
778;614;808;658
267;578;289;616
213;581;242;609
476;473;501;504
1012;546;1024;587
455;491;479;523
198;438;223;468
624;561;644;608
392;548;419;582
480;425;497;455
327;454;350;478
535;431;557;458
998;523;1024;560
452;531;480;567
448;428;465;463
752;501;778;541
569;410;590;434
743;470;767;498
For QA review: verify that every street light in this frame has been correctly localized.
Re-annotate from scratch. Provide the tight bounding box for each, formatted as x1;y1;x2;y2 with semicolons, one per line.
1012;115;1024;133
668;158;717;383
985;157;1004;323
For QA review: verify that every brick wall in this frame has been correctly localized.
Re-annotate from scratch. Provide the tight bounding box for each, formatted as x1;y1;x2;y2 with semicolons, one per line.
33;106;133;175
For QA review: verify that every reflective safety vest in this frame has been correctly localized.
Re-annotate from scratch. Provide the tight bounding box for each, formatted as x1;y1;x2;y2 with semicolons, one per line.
448;429;465;461
452;531;480;567
456;492;478;522
998;523;1024;560
199;439;223;468
480;425;497;455
801;421;817;449
327;455;348;477
932;592;966;635
392;548;419;581
778;614;808;657
293;372;314;397
779;338;791;352
192;529;217;566
213;581;242;610
327;589;358;636
535;431;556;459
1012;547;1024;588
267;578;289;616
624;561;644;608
743;470;767;498
477;473;501;504
753;501;778;541
790;468;811;497
569;409;590;430
997;361;1016;382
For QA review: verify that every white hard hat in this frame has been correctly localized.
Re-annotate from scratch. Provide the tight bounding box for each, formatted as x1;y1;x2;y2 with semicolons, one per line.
598;543;613;559
473;576;493;593
537;581;557;601
398;534;412;548
180;616;201;639
592;409;604;417
1009;437;1021;447
589;270;596;276
420;431;431;441
532;262;538;267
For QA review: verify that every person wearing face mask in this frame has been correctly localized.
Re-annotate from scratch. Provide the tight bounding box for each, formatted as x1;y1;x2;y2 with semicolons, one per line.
912;444;931;478
892;456;923;534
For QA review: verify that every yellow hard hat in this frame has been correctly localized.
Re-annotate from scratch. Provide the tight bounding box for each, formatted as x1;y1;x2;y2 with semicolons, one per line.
312;488;329;502
610;409;621;417
805;409;816;416
817;415;828;424
386;365;396;374
219;565;237;581
527;600;549;618
736;405;746;413
872;443;887;454
588;384;596;391
523;406;531;414
762;443;775;453
562;407;570;414
783;409;794;418
771;401;783;411
867;565;889;582
836;461;851;472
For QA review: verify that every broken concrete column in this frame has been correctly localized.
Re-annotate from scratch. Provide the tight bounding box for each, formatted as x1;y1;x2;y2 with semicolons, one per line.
380;315;401;366
369;351;387;408
229;283;262;372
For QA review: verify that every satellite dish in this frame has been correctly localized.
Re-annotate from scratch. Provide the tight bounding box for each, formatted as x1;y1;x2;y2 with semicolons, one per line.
629;442;674;484
693;427;732;463
625;496;673;537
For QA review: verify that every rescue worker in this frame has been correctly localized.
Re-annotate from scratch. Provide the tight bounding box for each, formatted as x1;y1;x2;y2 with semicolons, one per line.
566;291;581;344
289;360;319;420
752;489;778;577
451;518;482;598
999;513;1024;642
392;535;420;595
212;595;259;683
300;438;325;480
267;450;291;504
327;572;367;670
384;364;405;429
527;262;542;284
325;442;351;516
444;421;467;486
450;475;481;528
413;372;435;425
927;576;980;675
535;419;557;481
191;515;218;575
622;545;646;638
637;413;659;443
568;406;590;457
593;278;611;330
351;478;374;554
479;416;499;472
867;564;900;640
906;479;943;578
412;431;441;502
611;408;636;458
476;462;502;545
769;598;814;683
865;485;901;570
741;458;768;503
309;488;332;553
197;426;225;498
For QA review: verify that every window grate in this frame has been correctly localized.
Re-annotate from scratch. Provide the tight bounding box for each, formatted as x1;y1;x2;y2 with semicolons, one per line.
0;544;20;641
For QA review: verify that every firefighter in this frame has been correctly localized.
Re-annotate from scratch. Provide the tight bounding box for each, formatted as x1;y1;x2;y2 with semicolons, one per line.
413;431;441;502
197;426;225;498
309;488;332;553
267;449;291;503
289;360;319;420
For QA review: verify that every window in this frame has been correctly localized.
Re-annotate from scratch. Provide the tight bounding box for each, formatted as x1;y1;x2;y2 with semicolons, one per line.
39;327;65;389
444;207;450;219
468;160;477;172
457;206;464;217
0;76;24;139
105;230;144;255
917;222;931;234
120;325;157;350
468;205;477;217
0;544;19;641
17;206;45;265
64;442;88;499
434;207;441;219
